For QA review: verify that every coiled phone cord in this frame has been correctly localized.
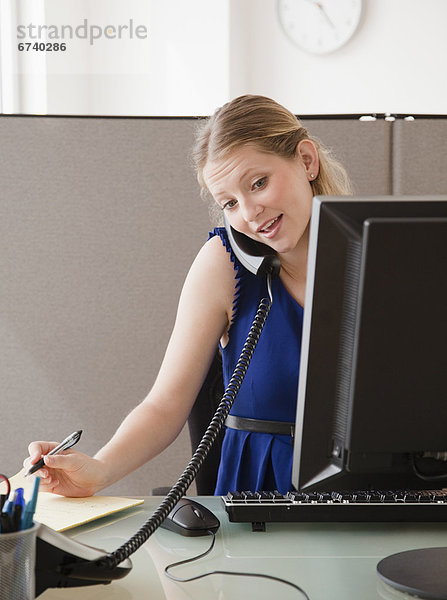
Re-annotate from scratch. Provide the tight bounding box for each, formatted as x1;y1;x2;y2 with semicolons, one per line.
99;280;273;569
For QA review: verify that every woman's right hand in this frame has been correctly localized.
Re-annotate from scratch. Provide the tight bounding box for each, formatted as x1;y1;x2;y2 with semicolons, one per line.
23;441;108;497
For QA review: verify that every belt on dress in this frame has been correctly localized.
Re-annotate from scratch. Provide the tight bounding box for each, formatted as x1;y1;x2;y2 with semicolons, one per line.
225;414;295;437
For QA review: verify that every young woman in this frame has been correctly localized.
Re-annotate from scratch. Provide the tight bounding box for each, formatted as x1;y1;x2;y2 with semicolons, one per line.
24;95;352;496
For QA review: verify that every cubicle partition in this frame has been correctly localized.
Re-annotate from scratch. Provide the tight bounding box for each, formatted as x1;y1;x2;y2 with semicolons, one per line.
0;115;445;495
392;117;447;194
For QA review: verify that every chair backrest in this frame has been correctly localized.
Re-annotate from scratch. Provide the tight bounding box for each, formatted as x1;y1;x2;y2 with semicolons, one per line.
187;350;224;495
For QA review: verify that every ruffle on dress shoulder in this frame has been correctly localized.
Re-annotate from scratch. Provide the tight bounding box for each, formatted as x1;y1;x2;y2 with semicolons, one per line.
208;227;245;328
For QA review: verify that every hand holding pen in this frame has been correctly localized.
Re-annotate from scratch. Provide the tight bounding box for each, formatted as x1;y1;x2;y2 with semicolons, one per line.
25;430;105;497
25;430;82;477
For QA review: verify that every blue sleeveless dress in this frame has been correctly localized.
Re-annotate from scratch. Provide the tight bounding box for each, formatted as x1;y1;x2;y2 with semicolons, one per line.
209;228;304;495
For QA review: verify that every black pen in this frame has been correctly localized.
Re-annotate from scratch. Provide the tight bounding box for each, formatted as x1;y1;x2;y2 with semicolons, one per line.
0;512;13;533
25;430;82;477
1;490;15;533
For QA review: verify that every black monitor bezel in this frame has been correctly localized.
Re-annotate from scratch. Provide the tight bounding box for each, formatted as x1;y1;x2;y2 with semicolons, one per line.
292;195;447;492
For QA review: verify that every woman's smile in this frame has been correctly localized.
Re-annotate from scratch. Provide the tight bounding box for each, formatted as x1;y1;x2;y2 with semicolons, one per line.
257;214;283;239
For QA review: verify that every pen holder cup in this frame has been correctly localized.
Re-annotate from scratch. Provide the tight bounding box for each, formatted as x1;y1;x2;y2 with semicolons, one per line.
0;522;40;600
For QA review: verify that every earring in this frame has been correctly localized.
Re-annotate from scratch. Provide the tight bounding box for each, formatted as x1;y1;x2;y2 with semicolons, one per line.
309;173;315;180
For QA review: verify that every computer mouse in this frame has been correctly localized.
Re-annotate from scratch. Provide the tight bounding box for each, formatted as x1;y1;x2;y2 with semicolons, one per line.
160;498;220;537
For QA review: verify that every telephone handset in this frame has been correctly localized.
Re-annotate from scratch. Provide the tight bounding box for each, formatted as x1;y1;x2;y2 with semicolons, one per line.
223;213;281;279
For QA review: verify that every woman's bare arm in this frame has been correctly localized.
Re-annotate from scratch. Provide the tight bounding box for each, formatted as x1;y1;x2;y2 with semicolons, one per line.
25;236;236;496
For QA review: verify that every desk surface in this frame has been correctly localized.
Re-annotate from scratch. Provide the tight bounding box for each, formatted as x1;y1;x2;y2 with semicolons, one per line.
39;496;447;600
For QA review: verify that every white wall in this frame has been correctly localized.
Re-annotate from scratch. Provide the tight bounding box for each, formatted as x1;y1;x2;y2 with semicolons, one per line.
1;0;446;116
1;0;230;115
43;0;230;116
229;0;447;115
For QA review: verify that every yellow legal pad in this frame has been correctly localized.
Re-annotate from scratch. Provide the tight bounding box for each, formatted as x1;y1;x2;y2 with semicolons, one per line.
1;470;144;532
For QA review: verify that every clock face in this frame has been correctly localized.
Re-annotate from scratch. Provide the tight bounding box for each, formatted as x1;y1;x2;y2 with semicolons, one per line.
277;0;363;55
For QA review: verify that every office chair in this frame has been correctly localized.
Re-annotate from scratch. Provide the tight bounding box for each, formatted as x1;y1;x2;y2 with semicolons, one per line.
152;349;224;496
187;349;224;495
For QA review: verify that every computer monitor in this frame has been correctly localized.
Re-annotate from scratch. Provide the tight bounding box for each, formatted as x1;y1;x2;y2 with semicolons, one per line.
292;195;447;493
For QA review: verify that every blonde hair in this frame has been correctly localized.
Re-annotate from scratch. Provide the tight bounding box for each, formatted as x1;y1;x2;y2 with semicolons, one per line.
192;95;353;200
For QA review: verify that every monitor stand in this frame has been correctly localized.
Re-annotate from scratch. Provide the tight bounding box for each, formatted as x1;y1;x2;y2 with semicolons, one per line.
377;547;447;600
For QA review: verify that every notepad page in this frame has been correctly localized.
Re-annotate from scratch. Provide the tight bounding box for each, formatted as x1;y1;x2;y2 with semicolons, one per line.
1;470;144;531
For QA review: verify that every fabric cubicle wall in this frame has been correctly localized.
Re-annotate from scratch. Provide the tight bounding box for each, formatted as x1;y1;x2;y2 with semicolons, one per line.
0;115;424;495
392;118;447;194
303;117;392;195
0;116;207;495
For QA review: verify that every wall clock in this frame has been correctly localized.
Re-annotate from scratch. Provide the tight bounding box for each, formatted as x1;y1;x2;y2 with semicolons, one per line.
277;0;363;55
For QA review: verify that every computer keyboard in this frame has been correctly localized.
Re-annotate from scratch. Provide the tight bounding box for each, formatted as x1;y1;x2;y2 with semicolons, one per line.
222;490;447;530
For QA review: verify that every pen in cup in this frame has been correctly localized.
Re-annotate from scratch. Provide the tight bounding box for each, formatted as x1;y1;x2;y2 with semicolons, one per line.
2;490;15;517
21;477;40;531
25;430;82;477
0;495;14;533
12;488;25;531
1;487;25;533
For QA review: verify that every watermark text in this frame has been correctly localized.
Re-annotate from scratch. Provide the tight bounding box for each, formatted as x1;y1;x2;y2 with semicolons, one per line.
17;19;148;46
